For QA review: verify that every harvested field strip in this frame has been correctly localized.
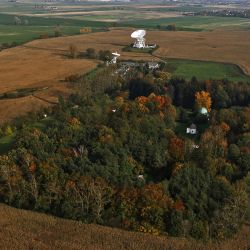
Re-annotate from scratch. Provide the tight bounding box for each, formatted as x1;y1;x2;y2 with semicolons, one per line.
1;203;250;250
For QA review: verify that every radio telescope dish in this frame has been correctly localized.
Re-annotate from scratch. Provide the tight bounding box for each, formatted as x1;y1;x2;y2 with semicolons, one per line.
112;52;120;57
107;51;120;65
131;30;146;48
131;29;146;39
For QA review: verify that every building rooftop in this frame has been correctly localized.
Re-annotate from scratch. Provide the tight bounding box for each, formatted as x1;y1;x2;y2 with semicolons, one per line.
190;124;197;129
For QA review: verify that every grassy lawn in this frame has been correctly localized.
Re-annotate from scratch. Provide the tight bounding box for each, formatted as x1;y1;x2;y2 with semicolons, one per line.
0;117;55;155
31;117;56;131
166;59;250;83
122;45;157;53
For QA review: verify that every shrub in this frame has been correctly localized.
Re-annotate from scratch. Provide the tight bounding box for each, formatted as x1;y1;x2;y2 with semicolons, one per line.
190;220;208;239
166;24;176;31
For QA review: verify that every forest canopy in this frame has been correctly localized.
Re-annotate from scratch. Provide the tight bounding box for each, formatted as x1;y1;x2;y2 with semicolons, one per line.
0;64;249;240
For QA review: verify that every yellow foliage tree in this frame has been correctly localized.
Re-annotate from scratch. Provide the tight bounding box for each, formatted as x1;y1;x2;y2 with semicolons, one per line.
195;91;212;112
69;117;81;130
4;126;14;136
156;71;172;82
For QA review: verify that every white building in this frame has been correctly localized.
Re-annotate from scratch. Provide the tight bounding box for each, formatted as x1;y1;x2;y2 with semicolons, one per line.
186;124;197;135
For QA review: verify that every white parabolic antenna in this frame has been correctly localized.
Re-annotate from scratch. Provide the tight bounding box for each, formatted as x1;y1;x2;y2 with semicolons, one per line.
131;29;146;39
131;30;146;48
112;52;120;57
107;51;120;65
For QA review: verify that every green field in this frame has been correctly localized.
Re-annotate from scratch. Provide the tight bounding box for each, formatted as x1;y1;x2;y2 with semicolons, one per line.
0;13;107;26
59;14;249;32
166;59;250;83
121;16;250;31
0;13;108;44
0;24;85;44
1;11;250;44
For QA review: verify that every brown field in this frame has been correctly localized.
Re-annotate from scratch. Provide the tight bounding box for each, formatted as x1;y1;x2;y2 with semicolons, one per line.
151;30;250;75
0;96;49;122
0;43;98;123
0;28;249;123
1;203;249;250
16;28;250;73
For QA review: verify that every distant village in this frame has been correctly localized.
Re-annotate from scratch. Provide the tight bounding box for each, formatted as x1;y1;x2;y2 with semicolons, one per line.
194;9;250;18
34;5;58;11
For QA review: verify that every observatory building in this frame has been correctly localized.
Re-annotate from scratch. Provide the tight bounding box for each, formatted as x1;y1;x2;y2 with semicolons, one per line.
200;107;208;115
131;30;156;49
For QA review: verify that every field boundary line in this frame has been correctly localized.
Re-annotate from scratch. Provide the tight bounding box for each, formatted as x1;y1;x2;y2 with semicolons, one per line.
32;94;58;105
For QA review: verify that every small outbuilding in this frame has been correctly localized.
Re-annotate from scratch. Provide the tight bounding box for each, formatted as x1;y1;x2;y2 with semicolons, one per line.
186;123;197;135
148;62;159;70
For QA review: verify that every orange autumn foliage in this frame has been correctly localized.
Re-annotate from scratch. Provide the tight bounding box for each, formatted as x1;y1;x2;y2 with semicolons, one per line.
28;162;36;173
195;91;212;112
169;137;185;161
171;162;184;176
220;122;230;134
61;148;75;157
99;134;113;143
115;96;125;106
32;129;41;138
122;103;130;113
173;199;185;211
118;183;173;231
140;104;150;113
151;95;171;110
69;117;81;128
136;96;149;105
142;183;173;208
66;180;76;189
136;94;171;113
98;125;114;143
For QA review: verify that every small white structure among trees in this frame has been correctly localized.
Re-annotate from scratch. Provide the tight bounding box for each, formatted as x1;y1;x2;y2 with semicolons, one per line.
148;62;159;70
106;52;120;65
186;124;197;135
200;107;208;115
